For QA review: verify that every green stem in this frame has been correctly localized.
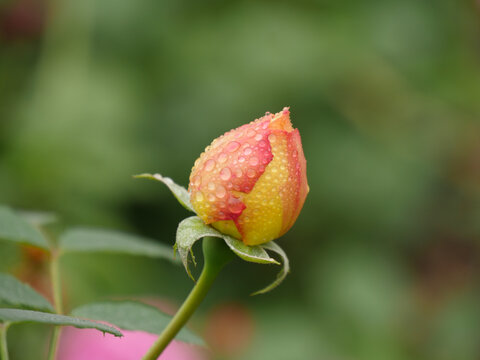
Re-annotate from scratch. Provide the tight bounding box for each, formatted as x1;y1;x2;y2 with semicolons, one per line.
142;237;234;360
47;252;63;360
0;323;10;360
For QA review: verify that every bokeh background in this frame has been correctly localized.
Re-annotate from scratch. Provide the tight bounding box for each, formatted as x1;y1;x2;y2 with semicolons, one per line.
1;0;480;359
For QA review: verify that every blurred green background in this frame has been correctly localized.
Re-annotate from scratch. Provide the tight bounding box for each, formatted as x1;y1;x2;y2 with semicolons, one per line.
1;0;480;359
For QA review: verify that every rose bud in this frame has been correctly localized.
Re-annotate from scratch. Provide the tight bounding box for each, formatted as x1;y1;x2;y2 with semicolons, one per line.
188;107;308;246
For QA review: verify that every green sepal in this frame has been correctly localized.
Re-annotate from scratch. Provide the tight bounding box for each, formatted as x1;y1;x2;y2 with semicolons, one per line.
134;173;194;212
252;241;290;295
176;216;278;280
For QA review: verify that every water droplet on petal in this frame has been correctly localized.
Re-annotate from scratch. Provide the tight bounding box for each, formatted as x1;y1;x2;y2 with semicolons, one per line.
247;129;256;137
193;176;201;187
254;134;262;141
228;198;243;214
258;140;267;148
238;156;246;163
293;150;298;158
215;185;226;198
195;192;204;202
226;141;240;152
208;193;216;202
220;167;232;181
268;134;276;143
207;182;215;191
218;153;228;163
249;157;259;166
234;169;242;177
247;169;256;178
243;147;252;156
205;159;216;171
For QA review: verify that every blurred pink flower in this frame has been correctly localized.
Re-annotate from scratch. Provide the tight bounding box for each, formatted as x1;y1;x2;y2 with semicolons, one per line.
57;327;208;360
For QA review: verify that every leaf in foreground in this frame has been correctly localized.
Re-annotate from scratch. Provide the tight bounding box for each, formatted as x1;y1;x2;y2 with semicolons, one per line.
72;301;204;346
59;228;175;262
0;309;122;337
0;205;49;249
0;273;54;312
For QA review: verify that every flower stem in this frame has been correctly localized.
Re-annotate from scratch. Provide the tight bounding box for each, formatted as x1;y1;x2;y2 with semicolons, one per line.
142;237;234;360
47;251;63;360
0;323;10;360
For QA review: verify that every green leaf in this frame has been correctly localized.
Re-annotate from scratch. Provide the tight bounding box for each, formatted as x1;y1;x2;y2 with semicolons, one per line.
0;205;49;250
134;173;194;212
59;228;176;262
19;210;58;228
252;241;290;295
176;216;278;280
0;273;54;312
0;309;122;337
72;301;204;346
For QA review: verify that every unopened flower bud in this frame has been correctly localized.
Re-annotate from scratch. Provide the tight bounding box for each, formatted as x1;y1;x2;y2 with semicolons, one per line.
189;108;308;246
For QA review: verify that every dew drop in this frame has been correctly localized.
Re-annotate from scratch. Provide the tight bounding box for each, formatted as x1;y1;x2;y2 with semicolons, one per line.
243;147;252;156
193;176;201;187
234;168;243;177
195;192;204;202
228;198;244;214
247;129;256;137
207;182;215;191
292;150;298;158
238;156;246;163
247;169;256;178
215;185;226;198
249;157;259;166
254;134;262;141
226;141;240;152
268;134;276;143
258;140;267;148
208;193;216;202
220;167;232;181
218;153;228;163
205;159;215;171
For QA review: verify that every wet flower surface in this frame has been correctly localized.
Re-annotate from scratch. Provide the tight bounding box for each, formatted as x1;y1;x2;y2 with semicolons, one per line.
189;108;308;246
